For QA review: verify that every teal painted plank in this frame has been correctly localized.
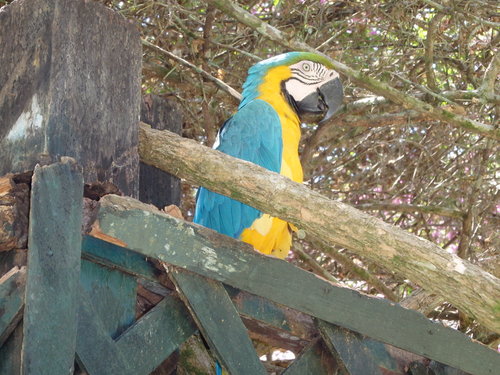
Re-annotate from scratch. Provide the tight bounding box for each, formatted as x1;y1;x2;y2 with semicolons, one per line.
80;260;137;339
318;320;384;375
283;338;342;375
115;295;197;375
0;322;22;375
169;267;267;375
227;285;313;352
225;285;292;332
96;195;500;375
81;235;157;282
0;267;25;347
75;286;134;375
22;160;83;375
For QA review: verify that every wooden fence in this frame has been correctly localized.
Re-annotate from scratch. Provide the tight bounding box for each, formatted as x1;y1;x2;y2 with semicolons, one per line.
1;160;499;374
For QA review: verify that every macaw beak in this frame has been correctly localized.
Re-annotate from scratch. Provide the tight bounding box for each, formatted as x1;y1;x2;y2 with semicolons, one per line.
296;77;343;124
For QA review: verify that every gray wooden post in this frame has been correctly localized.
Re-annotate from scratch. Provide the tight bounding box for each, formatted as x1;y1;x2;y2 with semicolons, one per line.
0;0;141;197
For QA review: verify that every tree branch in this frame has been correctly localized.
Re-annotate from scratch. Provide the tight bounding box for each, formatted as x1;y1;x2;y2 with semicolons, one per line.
142;38;242;101
480;51;500;102
139;122;500;333
355;202;465;220
205;0;500;141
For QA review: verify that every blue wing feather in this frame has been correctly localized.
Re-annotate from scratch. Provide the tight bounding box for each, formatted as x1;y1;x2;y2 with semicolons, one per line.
193;100;282;238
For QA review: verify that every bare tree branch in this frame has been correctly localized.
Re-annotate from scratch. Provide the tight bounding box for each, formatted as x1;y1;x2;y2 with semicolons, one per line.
356;202;465;220
139;122;500;333
142;38;242;101
480;51;500;102
206;0;500;141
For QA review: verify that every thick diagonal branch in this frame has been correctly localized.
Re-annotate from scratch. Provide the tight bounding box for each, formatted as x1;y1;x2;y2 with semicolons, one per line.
139;123;500;334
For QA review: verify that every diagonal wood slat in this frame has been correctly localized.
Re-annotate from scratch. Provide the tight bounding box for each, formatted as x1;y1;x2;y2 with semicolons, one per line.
114;293;197;375
82;235;157;282
94;194;500;375
75;287;134;375
169;267;267;375
282;338;342;375
0;267;25;347
22;160;83;375
318;320;384;375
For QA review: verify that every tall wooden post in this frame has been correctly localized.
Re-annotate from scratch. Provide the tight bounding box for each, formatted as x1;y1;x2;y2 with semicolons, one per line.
0;0;141;197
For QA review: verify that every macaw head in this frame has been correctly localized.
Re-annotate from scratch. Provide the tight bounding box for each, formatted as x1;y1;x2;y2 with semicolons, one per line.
240;52;343;124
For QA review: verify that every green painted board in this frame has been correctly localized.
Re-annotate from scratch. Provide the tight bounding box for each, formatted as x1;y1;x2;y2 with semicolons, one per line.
0;322;22;375
225;285;292;332
0;268;25;347
22;160;83;375
81;235;157;282
283;338;343;375
75;286;134;375
115;295;197;375
318;320;384;375
96;195;500;375
80;260;137;339
169;267;267;375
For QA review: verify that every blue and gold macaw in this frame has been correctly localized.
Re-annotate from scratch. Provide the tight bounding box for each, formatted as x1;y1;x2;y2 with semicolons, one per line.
194;52;343;258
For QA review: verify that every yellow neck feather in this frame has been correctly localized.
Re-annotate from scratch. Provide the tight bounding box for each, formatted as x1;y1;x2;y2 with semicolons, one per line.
257;66;303;182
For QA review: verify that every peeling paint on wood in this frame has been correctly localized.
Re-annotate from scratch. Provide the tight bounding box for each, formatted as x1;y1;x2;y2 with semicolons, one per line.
22;160;83;374
95;194;500;375
169;267;267;375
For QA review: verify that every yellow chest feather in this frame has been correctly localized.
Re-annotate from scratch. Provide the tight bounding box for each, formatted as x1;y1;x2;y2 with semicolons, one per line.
240;66;303;258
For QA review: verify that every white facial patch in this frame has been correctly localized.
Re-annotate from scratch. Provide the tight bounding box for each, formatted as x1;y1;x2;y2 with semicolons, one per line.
284;61;339;102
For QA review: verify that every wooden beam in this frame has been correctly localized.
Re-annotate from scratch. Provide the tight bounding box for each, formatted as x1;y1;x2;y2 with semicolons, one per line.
138;124;500;334
282;338;341;375
227;286;314;352
22;160;83;374
114;294;197;375
94;194;500;375
81;235;157;282
0;322;23;375
80;260;137;339
82;236;311;352
75;287;134;375
318;320;384;375
169;267;267;375
0;267;25;347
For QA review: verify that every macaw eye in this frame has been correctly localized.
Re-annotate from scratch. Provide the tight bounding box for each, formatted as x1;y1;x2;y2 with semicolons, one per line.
302;62;312;72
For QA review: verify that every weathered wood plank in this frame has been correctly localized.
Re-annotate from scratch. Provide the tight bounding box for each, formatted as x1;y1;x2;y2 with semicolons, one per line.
82;237;310;351
75;287;134;375
318;320;384;375
283;338;343;375
226;285;314;352
0;322;22;375
115;294;197;375
177;334;216;374
169;267;267;375
95;194;500;375
22;160;83;374
80;260;137;339
81;235;157;282
0;267;25;347
0;0;141;197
